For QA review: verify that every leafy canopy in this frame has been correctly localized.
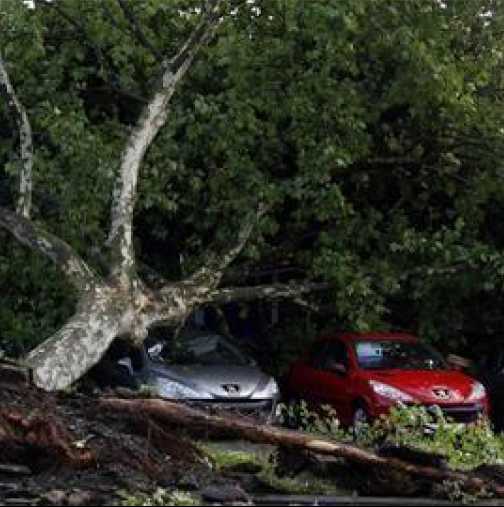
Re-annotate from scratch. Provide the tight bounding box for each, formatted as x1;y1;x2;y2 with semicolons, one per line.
1;0;504;354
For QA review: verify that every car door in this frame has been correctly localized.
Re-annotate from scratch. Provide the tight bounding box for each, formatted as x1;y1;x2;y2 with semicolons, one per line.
308;340;354;424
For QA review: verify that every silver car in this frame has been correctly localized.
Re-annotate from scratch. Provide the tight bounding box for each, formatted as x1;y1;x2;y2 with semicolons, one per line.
117;334;280;422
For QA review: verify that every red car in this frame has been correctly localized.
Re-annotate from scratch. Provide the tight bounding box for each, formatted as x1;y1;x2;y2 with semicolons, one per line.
284;332;489;427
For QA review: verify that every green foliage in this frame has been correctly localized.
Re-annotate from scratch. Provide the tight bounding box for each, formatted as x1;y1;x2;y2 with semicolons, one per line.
0;243;75;355
257;312;319;377
356;404;504;471
281;401;504;472
2;0;504;354
202;447;261;471
279;400;346;441
258;455;342;495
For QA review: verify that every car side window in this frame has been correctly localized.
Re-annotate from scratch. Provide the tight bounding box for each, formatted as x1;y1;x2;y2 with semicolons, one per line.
320;341;348;370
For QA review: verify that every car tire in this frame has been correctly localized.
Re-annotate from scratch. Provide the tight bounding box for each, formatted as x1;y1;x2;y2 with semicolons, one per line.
352;403;370;439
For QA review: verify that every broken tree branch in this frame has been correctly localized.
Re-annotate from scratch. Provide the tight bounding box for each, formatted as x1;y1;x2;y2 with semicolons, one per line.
107;0;223;286
99;398;504;498
190;203;270;288
0;53;33;219
0;206;98;291
208;281;330;305
292;296;321;313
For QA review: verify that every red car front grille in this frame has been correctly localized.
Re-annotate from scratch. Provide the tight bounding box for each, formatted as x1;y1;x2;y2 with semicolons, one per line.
433;404;484;424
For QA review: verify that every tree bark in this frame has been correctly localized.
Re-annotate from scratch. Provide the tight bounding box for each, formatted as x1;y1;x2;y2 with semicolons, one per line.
209;281;330;304
26;288;125;391
100;398;504;498
0;53;33;219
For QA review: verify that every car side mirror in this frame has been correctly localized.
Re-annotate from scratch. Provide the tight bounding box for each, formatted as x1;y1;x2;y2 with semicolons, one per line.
446;354;471;371
327;361;347;376
117;357;134;376
148;343;163;357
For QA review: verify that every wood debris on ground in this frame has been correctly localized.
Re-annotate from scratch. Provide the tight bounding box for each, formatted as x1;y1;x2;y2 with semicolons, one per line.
2;361;504;505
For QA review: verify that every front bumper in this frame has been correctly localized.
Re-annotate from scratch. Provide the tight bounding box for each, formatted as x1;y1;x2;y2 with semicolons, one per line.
185;398;279;422
434;403;486;424
372;399;486;424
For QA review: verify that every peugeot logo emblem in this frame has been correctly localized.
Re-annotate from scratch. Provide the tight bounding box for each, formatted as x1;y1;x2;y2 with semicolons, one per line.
222;384;240;395
433;388;451;400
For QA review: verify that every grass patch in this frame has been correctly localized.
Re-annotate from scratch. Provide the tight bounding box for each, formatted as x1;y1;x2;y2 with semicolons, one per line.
201;446;262;471
201;442;344;495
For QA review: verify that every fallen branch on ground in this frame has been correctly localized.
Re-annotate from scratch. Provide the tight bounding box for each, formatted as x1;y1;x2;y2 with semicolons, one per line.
99;398;504;498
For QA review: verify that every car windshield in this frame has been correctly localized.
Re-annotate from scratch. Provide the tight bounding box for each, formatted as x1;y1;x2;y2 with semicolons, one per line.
148;335;250;367
355;340;446;370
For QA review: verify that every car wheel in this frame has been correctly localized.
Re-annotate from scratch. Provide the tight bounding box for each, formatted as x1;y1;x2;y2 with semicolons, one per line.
352;404;370;439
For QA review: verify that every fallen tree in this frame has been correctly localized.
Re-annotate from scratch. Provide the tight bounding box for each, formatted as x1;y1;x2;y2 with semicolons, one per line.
1;369;503;502
100;397;504;498
0;1;328;392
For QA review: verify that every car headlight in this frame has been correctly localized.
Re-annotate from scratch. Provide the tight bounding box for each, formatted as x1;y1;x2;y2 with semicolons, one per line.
154;378;210;399
467;381;486;402
253;378;279;399
369;380;414;402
